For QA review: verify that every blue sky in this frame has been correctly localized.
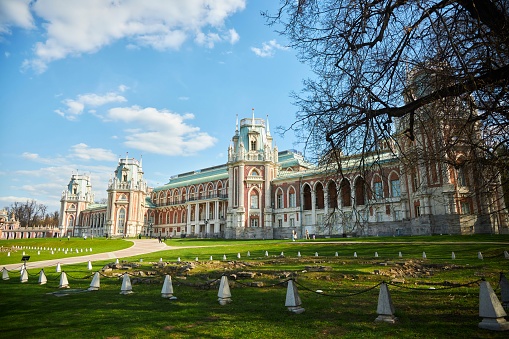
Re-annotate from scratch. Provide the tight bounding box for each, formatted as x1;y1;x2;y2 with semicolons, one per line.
0;0;312;213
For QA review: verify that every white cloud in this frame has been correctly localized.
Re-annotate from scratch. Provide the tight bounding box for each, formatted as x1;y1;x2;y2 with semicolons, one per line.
118;84;129;92
0;0;34;36
70;143;117;162
56;90;127;120
107;106;217;155
228;28;240;44
251;39;288;58
15;0;246;73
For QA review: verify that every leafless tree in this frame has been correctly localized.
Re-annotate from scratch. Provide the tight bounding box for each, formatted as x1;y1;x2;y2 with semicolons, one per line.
7;200;57;227
267;0;509;210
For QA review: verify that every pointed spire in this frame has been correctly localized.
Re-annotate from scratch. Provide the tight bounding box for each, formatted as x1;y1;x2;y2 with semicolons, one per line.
252;108;255;125
266;115;271;136
235;114;239;134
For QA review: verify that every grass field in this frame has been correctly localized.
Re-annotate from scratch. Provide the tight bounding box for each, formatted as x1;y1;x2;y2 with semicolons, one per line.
1;235;508;338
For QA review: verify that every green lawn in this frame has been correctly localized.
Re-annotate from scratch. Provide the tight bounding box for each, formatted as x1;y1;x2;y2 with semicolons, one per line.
0;235;508;338
0;238;132;265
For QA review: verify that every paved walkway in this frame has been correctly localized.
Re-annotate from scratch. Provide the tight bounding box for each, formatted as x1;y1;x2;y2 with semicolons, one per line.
2;239;169;271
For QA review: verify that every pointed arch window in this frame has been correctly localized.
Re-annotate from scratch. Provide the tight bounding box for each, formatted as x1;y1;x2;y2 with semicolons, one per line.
316;183;324;209
117;208;125;233
328;182;338;208
355;177;366;206
289;187;296;208
303;185;312;210
250;190;259;209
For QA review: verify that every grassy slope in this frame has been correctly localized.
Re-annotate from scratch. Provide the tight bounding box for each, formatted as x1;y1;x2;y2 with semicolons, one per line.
0;235;508;339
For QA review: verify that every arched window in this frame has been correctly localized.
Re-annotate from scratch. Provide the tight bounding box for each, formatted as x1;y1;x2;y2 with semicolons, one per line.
117;208;125;233
67;215;75;227
328;181;338;208
276;188;284;209
250;190;259;209
315;182;324;209
373;175;383;199
389;172;401;197
354;177;366;206
303;184;312;210
288;186;296;208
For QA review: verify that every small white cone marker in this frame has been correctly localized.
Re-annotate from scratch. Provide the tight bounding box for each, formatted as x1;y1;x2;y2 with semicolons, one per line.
375;252;379;258
452;252;456;260
478;280;509;331
56;263;61;273
210;256;213;261
285;279;305;314
315;252;318;257
422;252;427;259
59;272;70;288
2;267;9;280
161;275;177;299
217;275;232;305
88;272;100;291
223;255;226;260
7;252;10;257
375;282;397;323
38;269;47;285
120;273;133;294
115;258;119;265
297;251;301;257
335;252;338;257
504;250;509;259
280;252;284;257
265;251;269;257
478;252;484;260
398;251;402;258
237;253;241;259
37;251;40;255
87;260;93;271
247;251;250;257
90;248;92;252
354;252;357;258
20;268;28;283
195;257;199;262
159;258;163;263
177;257;181;263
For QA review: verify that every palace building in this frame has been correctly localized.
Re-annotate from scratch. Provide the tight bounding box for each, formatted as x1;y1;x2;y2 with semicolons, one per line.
58;111;508;239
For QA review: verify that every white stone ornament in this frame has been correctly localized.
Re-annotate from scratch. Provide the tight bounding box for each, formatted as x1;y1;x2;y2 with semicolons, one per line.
38;269;47;285
88;272;100;291
478;280;509;331
120;273;133;294
217;276;232;305
161;275;176;299
285;279;305;314
375;283;397;323
59;272;70;288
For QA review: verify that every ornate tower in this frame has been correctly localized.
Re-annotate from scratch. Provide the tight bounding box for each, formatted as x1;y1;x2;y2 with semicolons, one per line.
226;110;279;239
105;155;148;237
59;173;94;237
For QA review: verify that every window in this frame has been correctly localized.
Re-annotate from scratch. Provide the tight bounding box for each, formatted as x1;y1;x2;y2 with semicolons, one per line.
289;187;296;207
303;185;312;210
374;182;383;199
340;180;351;207
250;191;259;209
251;140;257;151
394;210;401;221
461;201;471;214
390;179;401;197
457;167;467;187
289;218;295;227
277;191;283;209
250;218;259;227
117;208;125;234
278;219;283;227
376;211;383;222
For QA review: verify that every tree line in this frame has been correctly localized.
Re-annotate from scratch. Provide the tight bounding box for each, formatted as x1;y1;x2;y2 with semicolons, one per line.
4;200;59;228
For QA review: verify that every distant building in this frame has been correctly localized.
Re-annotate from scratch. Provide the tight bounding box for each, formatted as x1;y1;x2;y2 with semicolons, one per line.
58;111;508;239
0;209;60;239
